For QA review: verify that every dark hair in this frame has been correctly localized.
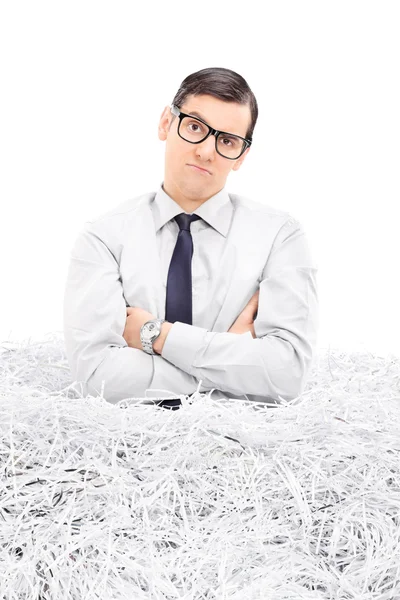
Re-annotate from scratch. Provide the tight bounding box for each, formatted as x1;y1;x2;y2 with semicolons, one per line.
170;67;258;141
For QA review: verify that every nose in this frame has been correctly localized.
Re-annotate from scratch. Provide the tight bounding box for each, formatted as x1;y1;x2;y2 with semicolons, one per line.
195;133;216;160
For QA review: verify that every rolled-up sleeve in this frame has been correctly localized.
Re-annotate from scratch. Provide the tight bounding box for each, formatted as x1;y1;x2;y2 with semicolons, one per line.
161;217;319;402
63;224;207;404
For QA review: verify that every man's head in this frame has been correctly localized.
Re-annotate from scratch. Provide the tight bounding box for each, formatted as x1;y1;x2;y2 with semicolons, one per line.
158;67;258;211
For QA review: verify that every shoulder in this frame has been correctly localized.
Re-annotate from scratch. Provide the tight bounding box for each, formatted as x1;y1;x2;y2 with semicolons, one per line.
73;192;155;259
80;191;155;237
228;191;301;230
88;191;155;225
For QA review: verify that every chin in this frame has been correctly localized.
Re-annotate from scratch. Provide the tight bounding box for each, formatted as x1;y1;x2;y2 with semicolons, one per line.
181;176;205;192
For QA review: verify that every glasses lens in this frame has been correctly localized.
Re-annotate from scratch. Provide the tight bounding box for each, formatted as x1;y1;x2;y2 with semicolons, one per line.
216;133;245;159
179;116;245;159
180;116;209;143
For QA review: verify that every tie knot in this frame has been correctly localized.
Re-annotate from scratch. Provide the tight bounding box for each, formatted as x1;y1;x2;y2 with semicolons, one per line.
174;213;202;231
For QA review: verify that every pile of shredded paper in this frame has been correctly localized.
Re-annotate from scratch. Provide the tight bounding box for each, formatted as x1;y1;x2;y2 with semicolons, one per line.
0;332;399;599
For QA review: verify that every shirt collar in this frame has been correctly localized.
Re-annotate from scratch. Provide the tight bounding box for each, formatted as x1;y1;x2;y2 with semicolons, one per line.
151;181;233;237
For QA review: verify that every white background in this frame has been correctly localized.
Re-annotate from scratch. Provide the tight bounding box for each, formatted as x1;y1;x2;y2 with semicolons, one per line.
0;1;399;357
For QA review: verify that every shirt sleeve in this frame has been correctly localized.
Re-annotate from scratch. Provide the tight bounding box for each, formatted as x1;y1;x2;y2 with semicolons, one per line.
161;216;319;402
63;224;211;404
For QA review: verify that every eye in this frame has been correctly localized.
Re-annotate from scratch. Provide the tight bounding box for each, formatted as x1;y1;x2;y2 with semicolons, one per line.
219;135;241;148
188;121;204;133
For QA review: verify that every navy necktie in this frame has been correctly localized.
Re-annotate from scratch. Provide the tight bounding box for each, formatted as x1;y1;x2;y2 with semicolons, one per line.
165;212;202;325
159;212;201;410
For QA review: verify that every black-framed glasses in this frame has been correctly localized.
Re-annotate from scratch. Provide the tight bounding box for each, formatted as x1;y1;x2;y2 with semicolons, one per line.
170;104;252;160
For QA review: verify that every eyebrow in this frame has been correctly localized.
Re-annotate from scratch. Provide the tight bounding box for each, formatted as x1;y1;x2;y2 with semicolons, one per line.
188;110;207;121
187;110;240;137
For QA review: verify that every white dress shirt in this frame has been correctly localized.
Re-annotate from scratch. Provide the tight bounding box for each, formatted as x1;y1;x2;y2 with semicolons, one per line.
63;182;319;406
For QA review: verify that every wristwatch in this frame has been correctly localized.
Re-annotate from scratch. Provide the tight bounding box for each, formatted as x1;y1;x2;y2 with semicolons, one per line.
140;319;166;355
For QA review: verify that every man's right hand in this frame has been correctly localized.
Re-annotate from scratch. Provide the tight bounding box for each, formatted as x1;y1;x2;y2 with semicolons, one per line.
227;289;259;339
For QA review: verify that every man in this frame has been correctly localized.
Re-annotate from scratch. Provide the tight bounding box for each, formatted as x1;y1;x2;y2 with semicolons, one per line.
63;67;319;410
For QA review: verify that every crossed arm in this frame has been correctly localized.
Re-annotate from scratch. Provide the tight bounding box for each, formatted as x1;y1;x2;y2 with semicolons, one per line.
121;291;259;354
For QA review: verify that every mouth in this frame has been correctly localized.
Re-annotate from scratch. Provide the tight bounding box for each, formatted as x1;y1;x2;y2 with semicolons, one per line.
187;164;211;175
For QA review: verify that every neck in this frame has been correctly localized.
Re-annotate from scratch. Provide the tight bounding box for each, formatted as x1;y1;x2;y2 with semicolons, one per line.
162;179;215;213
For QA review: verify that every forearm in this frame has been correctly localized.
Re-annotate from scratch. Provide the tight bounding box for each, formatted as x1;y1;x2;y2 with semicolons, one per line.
159;320;318;401
85;343;210;404
152;321;174;355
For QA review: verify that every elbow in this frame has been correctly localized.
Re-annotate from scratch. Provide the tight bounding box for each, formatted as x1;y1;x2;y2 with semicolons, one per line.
266;372;304;404
63;325;153;403
86;346;153;404
281;369;309;402
261;335;315;402
285;348;312;400
66;342;153;404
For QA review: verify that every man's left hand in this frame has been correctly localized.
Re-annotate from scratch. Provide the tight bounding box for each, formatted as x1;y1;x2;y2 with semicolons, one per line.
123;306;156;350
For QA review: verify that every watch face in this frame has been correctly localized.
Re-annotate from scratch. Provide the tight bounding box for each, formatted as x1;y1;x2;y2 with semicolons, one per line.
144;322;156;340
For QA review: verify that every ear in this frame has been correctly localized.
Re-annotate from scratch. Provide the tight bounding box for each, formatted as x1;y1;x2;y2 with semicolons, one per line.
158;106;173;141
231;146;251;172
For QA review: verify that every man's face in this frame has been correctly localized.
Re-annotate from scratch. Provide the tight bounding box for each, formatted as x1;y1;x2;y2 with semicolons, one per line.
158;94;252;206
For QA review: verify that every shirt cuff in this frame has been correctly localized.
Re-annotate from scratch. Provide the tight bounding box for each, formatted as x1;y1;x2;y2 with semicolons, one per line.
161;321;211;375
